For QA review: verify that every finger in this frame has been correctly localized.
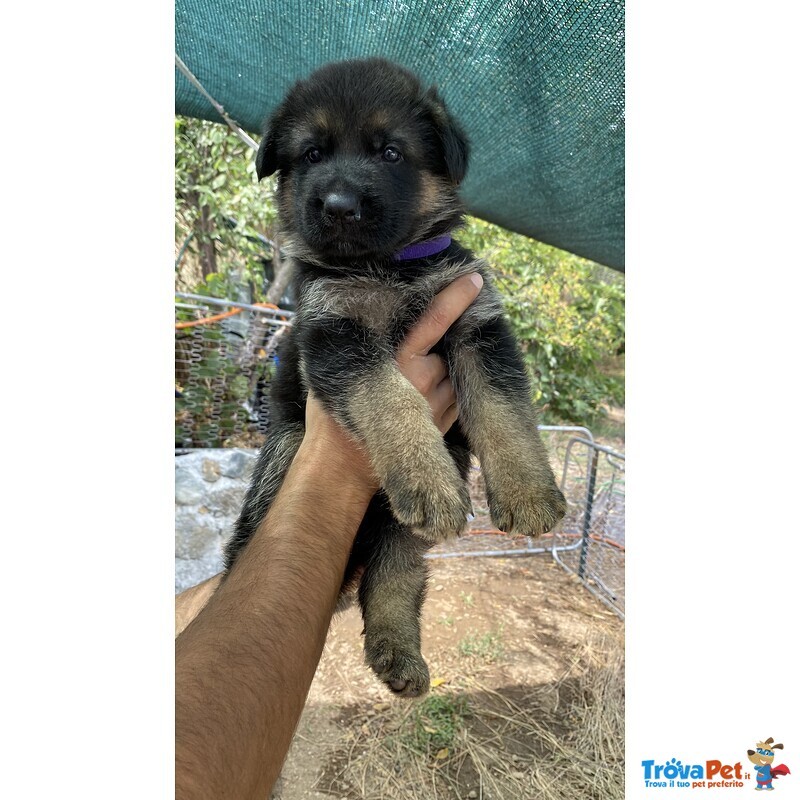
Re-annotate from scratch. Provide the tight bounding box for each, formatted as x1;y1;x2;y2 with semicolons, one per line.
398;272;483;360
437;402;459;434
417;354;449;394
428;378;457;429
431;376;456;409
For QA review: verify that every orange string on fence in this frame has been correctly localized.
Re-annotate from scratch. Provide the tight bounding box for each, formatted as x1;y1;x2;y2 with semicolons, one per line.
175;302;286;330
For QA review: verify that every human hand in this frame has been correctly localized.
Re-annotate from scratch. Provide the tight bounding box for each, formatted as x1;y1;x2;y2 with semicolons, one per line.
395;271;484;433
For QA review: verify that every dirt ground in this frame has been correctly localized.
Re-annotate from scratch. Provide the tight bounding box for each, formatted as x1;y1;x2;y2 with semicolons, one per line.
272;551;624;800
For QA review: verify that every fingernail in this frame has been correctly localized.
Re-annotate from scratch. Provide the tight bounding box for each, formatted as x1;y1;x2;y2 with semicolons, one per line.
469;272;484;289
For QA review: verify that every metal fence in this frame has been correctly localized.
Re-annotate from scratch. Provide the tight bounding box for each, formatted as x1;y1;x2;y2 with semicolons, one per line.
548;431;625;617
175;296;625;616
175;294;292;449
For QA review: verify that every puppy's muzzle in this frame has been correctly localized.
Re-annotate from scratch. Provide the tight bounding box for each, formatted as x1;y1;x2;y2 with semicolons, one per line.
323;191;362;223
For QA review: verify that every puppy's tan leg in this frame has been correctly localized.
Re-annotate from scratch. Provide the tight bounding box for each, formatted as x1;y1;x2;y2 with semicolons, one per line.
450;345;566;537
347;363;471;541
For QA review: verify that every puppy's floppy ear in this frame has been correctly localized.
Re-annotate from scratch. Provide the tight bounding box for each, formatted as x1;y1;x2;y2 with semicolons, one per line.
256;103;288;180
256;129;278;180
424;86;470;185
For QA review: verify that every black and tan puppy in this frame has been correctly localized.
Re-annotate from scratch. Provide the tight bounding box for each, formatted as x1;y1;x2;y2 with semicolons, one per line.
225;58;566;697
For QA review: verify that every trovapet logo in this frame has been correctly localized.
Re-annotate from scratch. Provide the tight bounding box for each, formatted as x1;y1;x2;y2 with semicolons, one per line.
641;758;745;789
641;736;791;791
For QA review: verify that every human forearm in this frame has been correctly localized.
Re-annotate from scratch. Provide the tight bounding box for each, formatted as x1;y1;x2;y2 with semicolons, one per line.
175;574;222;637
175;444;374;800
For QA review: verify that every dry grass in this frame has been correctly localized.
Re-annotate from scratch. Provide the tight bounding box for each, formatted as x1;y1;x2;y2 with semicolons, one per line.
316;632;624;800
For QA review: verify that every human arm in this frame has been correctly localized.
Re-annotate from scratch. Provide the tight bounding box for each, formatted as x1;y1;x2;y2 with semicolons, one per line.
175;408;375;800
174;272;483;799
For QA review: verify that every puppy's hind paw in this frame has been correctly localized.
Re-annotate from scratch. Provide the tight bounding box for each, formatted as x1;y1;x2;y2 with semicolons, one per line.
365;636;431;698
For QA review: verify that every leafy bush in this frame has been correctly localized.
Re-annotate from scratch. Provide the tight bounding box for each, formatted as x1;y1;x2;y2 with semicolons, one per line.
175;116;278;298
458;217;624;423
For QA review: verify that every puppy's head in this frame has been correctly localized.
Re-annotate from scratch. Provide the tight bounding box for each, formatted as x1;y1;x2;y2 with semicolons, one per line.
257;58;469;262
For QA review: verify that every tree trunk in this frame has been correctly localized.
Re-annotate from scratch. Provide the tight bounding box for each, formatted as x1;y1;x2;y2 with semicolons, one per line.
265;237;293;306
197;199;218;279
181;181;218;280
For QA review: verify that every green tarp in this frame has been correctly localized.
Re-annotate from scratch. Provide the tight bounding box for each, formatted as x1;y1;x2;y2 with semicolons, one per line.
176;0;624;271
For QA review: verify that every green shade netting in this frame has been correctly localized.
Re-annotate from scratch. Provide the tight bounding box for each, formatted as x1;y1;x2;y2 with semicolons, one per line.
176;0;624;271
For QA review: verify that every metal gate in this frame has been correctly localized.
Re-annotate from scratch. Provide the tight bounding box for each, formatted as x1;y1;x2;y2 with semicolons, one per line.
548;431;625;617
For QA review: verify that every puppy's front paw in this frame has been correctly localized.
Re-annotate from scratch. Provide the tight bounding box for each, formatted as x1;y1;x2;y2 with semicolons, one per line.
385;460;470;541
365;634;431;698
488;478;566;537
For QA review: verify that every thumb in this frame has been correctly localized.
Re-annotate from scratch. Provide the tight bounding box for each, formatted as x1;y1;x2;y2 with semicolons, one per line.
398;272;484;359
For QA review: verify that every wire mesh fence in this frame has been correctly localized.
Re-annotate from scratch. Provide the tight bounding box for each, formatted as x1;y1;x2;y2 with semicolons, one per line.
175;297;625;616
175;294;291;449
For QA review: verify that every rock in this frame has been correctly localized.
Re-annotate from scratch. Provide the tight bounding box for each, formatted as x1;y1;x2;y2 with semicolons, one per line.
175;450;258;594
175;551;223;593
175;508;222;559
220;449;255;479
175;467;206;505
206;481;247;516
202;458;221;482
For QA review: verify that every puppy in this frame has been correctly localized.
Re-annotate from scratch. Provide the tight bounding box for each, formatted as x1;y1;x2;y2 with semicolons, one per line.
225;58;566;697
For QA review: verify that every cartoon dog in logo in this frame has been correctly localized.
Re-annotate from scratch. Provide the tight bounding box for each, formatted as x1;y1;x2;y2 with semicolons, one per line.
747;737;791;790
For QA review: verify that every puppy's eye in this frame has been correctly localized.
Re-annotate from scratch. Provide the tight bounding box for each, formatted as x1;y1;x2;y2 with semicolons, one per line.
304;148;322;164
382;146;402;163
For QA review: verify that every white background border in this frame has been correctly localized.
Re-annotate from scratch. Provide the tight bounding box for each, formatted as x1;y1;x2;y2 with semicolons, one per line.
626;0;799;795
2;1;799;796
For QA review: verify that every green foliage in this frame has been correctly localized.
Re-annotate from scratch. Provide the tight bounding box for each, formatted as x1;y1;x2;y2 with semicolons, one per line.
458;217;624;423
401;694;470;756
175;118;284;446
175;116;278;296
181;271;253;309
457;627;505;662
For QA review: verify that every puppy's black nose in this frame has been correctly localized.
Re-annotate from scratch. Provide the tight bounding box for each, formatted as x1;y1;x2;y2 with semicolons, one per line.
323;192;361;222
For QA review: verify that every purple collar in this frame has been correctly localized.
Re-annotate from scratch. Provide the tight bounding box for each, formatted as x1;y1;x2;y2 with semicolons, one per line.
393;235;452;261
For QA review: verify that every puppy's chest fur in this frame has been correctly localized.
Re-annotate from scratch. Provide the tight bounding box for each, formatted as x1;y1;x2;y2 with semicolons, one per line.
294;253;504;347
